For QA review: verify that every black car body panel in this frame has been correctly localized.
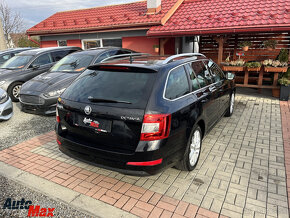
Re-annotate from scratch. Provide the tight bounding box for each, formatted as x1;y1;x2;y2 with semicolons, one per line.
20;48;135;115
56;54;236;175
0;46;81;101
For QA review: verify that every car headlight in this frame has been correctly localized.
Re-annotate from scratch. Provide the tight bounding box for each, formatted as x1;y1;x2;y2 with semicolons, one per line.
0;81;6;87
0;92;8;104
44;88;66;98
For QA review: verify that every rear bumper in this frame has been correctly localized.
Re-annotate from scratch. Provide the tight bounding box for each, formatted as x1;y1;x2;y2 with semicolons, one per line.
56;133;169;176
0;97;13;120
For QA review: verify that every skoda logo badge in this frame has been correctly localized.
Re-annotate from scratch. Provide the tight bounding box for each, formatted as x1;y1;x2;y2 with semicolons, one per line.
84;106;92;115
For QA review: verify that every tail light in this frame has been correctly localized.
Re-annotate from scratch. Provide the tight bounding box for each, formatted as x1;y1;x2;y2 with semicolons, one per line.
140;114;171;141
56;107;60;123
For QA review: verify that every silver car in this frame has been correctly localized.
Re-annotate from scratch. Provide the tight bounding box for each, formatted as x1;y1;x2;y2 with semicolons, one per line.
0;88;13;120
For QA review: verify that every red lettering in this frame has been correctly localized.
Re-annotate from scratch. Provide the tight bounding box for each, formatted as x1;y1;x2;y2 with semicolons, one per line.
90;122;99;128
47;208;55;217
39;208;47;216
28;205;40;217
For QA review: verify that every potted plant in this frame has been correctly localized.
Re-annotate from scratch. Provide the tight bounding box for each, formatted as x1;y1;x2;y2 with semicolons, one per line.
238;41;252;51
245;62;261;72
278;77;290;101
153;45;159;53
263;59;288;73
278;48;289;63
222;59;245;71
263;39;277;51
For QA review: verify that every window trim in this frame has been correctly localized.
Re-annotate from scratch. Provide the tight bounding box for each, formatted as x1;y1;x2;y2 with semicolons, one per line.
81;38;122;50
164;65;191;100
163;60;220;102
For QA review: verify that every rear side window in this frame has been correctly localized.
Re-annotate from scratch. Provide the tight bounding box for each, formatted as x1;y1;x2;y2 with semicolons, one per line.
51;51;69;62
204;60;225;83
165;66;190;100
94;52;110;64
185;64;200;91
32;53;52;66
191;61;212;88
62;69;156;109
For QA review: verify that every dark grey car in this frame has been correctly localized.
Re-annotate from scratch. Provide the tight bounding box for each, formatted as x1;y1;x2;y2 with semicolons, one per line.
20;47;135;115
0;46;81;101
0;48;33;65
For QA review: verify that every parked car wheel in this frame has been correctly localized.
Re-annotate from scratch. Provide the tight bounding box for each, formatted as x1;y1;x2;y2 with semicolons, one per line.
176;125;202;171
225;92;235;117
8;82;23;102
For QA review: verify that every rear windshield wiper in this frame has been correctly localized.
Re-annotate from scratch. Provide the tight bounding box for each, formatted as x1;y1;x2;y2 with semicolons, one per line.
88;96;132;104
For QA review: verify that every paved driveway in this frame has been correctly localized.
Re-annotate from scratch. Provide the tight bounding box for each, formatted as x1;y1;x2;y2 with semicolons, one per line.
0;93;289;218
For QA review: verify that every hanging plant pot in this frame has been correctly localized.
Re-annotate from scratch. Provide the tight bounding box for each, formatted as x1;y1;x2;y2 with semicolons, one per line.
242;46;249;51
153;45;159;53
267;47;274;51
222;66;244;72
264;66;288;73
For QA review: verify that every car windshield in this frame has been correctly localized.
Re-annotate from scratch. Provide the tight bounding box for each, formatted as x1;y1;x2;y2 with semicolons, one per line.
50;54;94;73
0;55;33;69
62;69;156;108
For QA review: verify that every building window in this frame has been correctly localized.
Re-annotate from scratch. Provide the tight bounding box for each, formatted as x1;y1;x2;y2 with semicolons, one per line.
82;38;122;50
83;39;102;49
58;40;67;46
103;39;122;47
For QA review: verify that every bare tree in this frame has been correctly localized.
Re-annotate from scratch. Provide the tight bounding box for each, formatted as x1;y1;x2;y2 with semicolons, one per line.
0;0;25;48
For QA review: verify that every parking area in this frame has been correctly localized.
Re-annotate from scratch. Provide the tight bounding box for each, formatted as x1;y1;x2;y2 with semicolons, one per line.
0;93;289;218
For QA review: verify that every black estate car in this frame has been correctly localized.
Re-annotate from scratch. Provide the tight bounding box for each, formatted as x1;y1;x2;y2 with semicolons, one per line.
0;48;32;65
20;47;135;115
0;46;81;101
55;53;236;175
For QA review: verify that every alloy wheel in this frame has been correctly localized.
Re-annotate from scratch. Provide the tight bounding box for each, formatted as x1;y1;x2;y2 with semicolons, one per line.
189;130;201;166
12;85;21;99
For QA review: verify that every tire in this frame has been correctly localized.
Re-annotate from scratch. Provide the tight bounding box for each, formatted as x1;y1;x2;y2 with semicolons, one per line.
8;82;23;102
175;125;202;171
225;92;235;117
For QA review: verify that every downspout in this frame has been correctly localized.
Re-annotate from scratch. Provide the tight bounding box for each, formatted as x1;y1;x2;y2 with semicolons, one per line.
27;34;41;46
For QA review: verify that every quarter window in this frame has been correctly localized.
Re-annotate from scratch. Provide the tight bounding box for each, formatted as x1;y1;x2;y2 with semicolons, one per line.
191;61;212;88
165;66;190;100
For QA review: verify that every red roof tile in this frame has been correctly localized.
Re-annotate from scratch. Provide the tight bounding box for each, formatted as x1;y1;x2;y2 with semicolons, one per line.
148;0;290;36
27;0;180;35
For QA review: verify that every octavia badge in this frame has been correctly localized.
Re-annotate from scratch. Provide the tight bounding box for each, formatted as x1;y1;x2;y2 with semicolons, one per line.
84;106;92;115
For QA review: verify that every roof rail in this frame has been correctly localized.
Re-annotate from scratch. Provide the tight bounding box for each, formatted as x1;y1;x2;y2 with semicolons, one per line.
162;53;206;64
101;53;150;63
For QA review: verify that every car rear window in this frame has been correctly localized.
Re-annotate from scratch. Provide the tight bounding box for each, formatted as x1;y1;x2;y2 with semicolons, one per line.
61;69;156;109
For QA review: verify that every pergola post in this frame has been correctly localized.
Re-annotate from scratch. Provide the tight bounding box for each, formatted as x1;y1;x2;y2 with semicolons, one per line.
160;38;169;56
213;35;228;65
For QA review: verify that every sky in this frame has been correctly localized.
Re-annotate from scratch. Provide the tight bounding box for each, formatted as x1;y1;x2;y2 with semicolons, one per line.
6;0;139;29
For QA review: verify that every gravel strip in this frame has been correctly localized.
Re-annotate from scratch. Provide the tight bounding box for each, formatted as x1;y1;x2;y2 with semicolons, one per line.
0;103;55;150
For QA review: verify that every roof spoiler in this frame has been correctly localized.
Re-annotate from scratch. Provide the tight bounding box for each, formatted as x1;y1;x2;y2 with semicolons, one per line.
101;53;150;63
88;64;158;73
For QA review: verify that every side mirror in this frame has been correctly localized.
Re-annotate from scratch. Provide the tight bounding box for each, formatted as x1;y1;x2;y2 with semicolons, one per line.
226;72;235;80
31;64;40;70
